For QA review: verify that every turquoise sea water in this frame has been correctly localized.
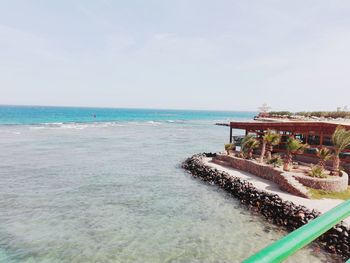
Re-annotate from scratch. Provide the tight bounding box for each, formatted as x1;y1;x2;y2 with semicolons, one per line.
0;106;331;262
0;105;254;125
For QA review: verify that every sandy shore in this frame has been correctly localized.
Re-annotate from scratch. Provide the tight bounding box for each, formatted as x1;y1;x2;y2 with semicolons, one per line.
203;157;350;226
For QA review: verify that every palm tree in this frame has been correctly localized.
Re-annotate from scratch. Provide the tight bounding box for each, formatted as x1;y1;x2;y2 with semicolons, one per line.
331;126;350;175
283;138;308;171
242;135;260;159
315;147;332;169
259;129;281;163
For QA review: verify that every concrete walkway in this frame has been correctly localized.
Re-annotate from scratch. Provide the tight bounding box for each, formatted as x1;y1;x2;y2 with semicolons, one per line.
203;157;350;226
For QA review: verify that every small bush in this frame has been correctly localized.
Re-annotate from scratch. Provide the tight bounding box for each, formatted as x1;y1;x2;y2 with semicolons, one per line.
308;165;328;178
268;111;350;119
269;111;293;117
236;151;246;159
266;155;283;167
224;143;235;154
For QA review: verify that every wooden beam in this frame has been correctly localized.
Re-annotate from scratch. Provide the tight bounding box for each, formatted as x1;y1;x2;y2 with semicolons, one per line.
230;121;349;134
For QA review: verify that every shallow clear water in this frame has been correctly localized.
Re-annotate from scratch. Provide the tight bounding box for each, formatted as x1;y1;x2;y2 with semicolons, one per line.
0;108;330;262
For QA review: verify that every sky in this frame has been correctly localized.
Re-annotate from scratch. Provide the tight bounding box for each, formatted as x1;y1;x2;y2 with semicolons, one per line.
0;1;349;111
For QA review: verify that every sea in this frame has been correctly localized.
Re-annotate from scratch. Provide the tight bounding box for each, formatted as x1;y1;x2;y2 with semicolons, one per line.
0;105;330;262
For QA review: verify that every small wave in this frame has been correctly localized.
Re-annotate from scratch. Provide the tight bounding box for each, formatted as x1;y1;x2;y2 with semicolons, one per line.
146;121;162;125
58;122;125;129
43;122;64;127
26;121;125;130
1;119;206;130
166;120;186;124
61;123;87;129
29;126;45;130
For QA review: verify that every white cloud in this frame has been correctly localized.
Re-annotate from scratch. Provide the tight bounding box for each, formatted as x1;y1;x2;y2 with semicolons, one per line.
0;1;349;110
0;24;68;63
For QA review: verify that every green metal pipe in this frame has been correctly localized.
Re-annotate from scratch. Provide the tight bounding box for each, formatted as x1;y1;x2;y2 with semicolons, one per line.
243;199;350;263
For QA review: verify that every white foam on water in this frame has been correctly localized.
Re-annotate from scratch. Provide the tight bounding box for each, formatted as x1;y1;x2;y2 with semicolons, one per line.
26;121;127;130
29;126;45;130
146;121;162;125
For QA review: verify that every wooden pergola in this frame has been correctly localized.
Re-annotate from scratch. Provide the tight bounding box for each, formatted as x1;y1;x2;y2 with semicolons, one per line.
229;121;350;163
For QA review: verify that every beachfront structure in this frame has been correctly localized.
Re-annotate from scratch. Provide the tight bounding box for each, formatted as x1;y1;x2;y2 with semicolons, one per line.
229;121;350;171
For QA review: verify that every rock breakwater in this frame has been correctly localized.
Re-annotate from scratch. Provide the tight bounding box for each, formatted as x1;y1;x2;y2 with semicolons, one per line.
182;153;350;260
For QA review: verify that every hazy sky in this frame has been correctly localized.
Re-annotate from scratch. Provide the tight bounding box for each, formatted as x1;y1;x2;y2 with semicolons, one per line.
0;1;349;111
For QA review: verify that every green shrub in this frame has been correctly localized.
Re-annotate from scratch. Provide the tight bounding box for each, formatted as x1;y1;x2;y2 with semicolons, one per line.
224;143;235;154
269;111;293;117
266;155;283;167
295;111;350;119
235;151;246;159
308;165;328;178
269;111;350;119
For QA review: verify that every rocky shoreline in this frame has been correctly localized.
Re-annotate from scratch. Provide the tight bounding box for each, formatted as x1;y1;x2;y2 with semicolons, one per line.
182;153;350;261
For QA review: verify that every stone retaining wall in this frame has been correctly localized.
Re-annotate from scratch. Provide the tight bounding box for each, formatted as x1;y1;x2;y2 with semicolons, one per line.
213;154;310;198
213;154;348;194
294;173;349;192
182;153;350;261
296;155;350;183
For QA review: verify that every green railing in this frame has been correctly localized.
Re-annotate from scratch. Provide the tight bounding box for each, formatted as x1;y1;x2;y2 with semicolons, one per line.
243;199;350;263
